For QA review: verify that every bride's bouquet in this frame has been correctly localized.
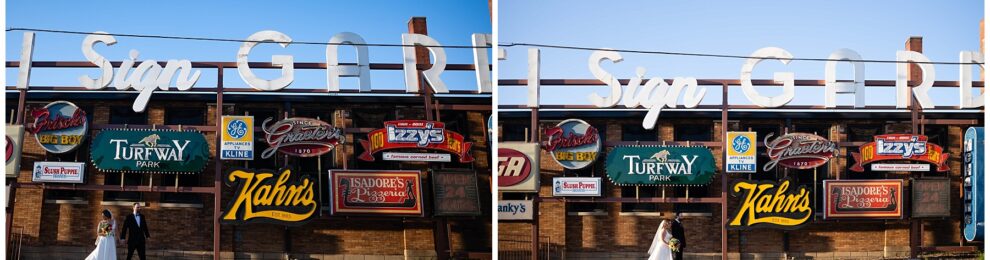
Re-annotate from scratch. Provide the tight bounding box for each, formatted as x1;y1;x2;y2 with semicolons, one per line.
668;238;680;252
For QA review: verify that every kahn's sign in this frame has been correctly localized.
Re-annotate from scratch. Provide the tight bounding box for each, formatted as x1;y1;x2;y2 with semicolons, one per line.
727;179;811;230
27;101;88;154
850;134;949;172
359;120;473;163
32;161;85;183
261;117;343;159
543;119;600;170
329;170;424;216
605;146;716;186
91;129;209;174
552;177;602;197
824;180;903;219
763;133;836;171
498;142;540;192
221;168;317;225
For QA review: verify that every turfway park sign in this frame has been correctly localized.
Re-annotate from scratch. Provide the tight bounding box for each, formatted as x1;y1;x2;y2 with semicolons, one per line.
221;168;317;225
517;47;984;129
13;31;493;112
727;179;812;230
605;146;716;186
91;129;210;174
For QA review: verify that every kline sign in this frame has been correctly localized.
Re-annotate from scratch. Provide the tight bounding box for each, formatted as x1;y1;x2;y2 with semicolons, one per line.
14;30;493;112
516;46;984;129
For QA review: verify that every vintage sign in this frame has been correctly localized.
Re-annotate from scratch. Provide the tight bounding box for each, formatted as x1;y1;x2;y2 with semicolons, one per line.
543;119;600;170
27;101;88;154
32;161;85;183
383;152;452;162
850;134;949;172
359;120;474;163
498;142;540;192
964;127;984;241
261;117;343;159
727;179;812;230
763;133;836;171
329;170;424;216
90;129;209;174
498;200;534;220
432;170;481;216
552;177;602;196
6;125;24;178
726;132;757;173
912;179;951;217
13;31;492;113
221;116;254;160
605;146;716;186
221;168;317;225
824;180;903;219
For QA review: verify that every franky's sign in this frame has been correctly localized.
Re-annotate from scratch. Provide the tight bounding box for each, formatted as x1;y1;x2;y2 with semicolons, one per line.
824;180;903;219
221;116;254;160
27;101;88;154
498;200;534;220
605;146;716;186
359;120;473;163
727;179;811;230
91;129;209;174
726;132;757;173
221;168;317;225
329;170;424;216
261;117;343;159
543;119;600;170
850;134;949;172
32;161;85;183
498;142;540;192
763;133;836;171
13;31;492;113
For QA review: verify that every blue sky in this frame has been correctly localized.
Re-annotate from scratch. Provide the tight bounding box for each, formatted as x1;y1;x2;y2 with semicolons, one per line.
6;1;491;91
498;0;984;107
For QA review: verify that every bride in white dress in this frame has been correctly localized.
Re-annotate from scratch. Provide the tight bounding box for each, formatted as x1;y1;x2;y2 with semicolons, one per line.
85;209;118;260
647;219;674;260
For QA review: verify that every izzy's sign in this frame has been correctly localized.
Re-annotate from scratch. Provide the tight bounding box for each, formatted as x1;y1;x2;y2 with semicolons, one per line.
850;134;949;172
517;46;984;129
91;129;209;174
261;117;343;159
727;179;811;230
543;119;600;170
605;146;716;186
221;168;317;225
763;133;836;171
13;31;492;113
824;180;903;219
27;101;88;154
329;170;424;216
359;120;473;163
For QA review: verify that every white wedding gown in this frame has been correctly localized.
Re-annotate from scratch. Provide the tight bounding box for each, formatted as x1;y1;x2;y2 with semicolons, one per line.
647;220;674;260
85;221;117;260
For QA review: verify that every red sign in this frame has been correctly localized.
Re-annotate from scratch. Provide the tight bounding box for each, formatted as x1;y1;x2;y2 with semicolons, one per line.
498;148;532;187
824;180;903;219
329;170;423;216
763;133;836;171
261;117;343;159
358;120;473;163
850;134;949;172
5;136;11;163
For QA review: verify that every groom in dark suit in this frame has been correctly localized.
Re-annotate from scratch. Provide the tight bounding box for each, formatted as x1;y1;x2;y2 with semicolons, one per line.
671;212;686;260
120;203;150;260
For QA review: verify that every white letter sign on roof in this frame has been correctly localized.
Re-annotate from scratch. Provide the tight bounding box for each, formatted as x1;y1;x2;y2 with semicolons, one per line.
237;30;295;91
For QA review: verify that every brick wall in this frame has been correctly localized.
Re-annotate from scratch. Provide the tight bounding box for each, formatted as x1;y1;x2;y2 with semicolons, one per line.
8;99;492;258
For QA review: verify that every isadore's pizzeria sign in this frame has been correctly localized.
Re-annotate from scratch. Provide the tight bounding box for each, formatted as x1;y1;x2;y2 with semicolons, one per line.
12;30;493;112
517;46;984;129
